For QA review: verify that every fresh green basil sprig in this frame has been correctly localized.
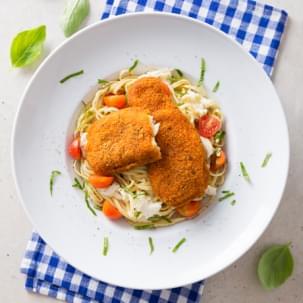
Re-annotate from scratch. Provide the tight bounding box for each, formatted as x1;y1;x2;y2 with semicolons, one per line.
258;243;294;289
61;0;90;37
10;25;46;68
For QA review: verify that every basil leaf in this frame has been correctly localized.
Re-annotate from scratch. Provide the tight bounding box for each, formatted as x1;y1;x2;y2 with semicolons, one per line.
257;244;294;289
61;0;90;37
10;25;46;68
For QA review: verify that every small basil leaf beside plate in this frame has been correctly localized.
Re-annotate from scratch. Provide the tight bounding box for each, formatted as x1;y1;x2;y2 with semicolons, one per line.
10;25;46;68
257;243;294;289
61;0;90;37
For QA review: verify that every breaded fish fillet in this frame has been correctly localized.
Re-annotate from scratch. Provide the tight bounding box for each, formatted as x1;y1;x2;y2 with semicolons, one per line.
86;108;161;175
147;109;209;207
127;77;209;207
127;77;176;112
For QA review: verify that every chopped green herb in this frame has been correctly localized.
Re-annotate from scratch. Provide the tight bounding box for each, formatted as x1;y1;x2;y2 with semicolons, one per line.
134;224;155;230
257;243;294;289
148;215;172;223
128;59;139;72
162;216;172;223
50;170;61;196
148;237;154;255
84;191;97;216
240;162;251;182
169;69;184;83
222;190;231;194
212;81;220;92
134;211;141;218
172;238;186;253
72;177;85;190
219;192;235;202
175;69;183;77
231;200;236;206
197;58;206;86
122;186;137;199
98;79;109;85
261;153;272;168
59;69;84;83
103;237;109;256
214;130;225;143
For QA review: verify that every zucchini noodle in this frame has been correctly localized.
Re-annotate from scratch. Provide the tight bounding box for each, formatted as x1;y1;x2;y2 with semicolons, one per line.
73;66;227;228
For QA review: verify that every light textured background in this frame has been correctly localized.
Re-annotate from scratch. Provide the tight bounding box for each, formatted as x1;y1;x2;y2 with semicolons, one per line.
0;1;302;302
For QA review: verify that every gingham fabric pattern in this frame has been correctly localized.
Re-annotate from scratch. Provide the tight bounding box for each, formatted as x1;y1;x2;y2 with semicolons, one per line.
21;1;288;302
101;0;288;75
21;232;204;302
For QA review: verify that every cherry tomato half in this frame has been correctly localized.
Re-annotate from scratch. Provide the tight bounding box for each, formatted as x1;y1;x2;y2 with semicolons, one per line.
68;138;81;160
198;114;221;138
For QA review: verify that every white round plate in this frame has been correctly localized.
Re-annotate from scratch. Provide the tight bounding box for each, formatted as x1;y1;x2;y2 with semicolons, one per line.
12;13;289;289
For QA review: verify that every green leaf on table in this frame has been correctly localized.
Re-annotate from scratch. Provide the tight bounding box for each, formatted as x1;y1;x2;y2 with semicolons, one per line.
10;25;46;68
257;243;294;289
61;0;90;37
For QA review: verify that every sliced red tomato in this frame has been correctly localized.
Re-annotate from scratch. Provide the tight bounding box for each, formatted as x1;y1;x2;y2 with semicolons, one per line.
198;114;221;138
68;138;81;160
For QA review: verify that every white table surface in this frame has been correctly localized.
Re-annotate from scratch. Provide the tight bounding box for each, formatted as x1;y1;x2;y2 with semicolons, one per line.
0;0;302;302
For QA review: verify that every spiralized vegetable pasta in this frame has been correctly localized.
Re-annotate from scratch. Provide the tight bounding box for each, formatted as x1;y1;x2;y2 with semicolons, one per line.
73;66;227;228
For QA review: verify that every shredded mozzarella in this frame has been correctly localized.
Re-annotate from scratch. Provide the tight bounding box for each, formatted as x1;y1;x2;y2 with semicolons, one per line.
205;185;217;196
140;68;172;80
79;132;87;155
98;183;122;200
200;137;214;158
202;97;218;108
133;196;162;220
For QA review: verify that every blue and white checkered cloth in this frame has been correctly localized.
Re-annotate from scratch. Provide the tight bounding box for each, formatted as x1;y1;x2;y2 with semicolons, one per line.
102;0;288;75
21;232;204;303
21;1;288;302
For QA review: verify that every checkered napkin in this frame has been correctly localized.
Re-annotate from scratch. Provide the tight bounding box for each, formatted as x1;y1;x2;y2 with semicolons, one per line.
21;232;204;303
102;0;288;75
21;1;288;302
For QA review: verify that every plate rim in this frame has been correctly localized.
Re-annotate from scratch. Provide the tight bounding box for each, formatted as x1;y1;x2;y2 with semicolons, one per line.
11;12;290;289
